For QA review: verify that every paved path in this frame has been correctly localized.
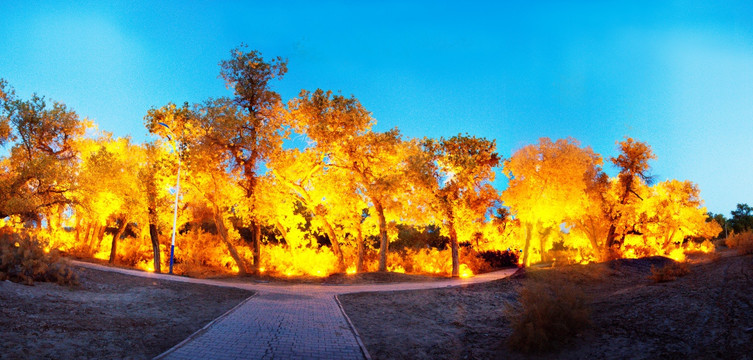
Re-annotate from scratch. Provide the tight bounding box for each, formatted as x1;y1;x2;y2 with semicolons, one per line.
71;260;518;360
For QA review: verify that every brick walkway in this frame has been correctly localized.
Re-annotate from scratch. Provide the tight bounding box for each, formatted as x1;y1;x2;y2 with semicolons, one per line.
72;261;517;360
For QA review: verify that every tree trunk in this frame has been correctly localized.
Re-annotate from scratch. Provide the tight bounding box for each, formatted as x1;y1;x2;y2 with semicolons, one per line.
83;222;93;254
252;222;261;273
275;221;289;244
149;223;161;273
109;217;128;264
605;184;634;256
289;184;345;272
275;221;294;265
374;200;389;272
605;224;618;256
356;224;365;273
213;211;248;275
522;222;534;267
587;233;603;262
448;212;459;278
539;226;553;263
663;228;677;253
88;223;101;255
74;216;82;246
321;217;345;272
97;224;106;245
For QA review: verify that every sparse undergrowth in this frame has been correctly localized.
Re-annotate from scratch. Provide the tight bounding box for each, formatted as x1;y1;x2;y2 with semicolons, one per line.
725;231;753;255
0;232;78;286
506;270;592;353
649;261;690;283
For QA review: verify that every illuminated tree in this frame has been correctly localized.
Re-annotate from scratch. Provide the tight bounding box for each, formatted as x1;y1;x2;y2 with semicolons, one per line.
146;46;287;273
567;160;610;261
287;89;396;271
502;138;604;266
422;134;500;277
145;103;251;274
0;80;87;221
138;141;175;272
605;138;655;255
267;148;349;270
345;130;420;272
639;180;721;253
73;134;145;263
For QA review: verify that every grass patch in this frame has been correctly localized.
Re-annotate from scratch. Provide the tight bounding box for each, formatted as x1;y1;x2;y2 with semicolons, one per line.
506;271;591;353
649;261;690;283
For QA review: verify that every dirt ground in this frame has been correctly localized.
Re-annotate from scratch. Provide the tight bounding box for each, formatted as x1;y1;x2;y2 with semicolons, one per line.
0;265;253;359
339;251;753;360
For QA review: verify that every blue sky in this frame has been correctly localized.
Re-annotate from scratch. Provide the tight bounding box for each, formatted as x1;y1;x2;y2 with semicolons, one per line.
1;0;751;215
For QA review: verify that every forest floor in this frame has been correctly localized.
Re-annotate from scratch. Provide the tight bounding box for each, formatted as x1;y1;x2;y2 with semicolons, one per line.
0;265;253;359
339;249;753;360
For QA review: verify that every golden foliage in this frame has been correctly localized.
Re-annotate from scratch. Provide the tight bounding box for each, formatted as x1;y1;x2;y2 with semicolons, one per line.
0;66;728;280
260;244;338;277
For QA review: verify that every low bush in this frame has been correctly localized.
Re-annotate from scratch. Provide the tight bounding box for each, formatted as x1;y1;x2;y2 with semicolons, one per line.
478;249;519;268
507;272;591;353
0;232;78;286
649;261;690;283
725;231;753;255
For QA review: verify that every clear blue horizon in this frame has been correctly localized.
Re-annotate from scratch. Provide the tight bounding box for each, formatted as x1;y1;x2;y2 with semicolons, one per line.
1;0;751;215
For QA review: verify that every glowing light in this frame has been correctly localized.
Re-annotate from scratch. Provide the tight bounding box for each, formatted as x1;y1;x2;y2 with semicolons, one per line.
346;266;357;275
459;264;473;278
668;248;686;262
623;248;639;259
135;261;155;273
93;249;109;261
388;265;406;273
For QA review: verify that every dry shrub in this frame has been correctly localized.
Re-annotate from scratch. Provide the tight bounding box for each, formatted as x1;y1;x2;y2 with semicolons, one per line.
179;229;239;270
507;272;591;353
725;231;753;255
0;232;78;286
115;235;159;267
649;261;690;283
261;243;338;277
385;247;491;276
478;249;519;268
460;247;492;274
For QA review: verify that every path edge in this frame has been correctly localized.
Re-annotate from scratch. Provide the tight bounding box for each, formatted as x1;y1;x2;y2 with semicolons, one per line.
335;294;372;360
153;292;259;360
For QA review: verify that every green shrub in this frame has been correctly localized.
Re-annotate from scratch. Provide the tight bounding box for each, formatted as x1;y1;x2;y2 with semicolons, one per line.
649;261;690;283
0;232;78;286
725;231;753;255
507;272;591;353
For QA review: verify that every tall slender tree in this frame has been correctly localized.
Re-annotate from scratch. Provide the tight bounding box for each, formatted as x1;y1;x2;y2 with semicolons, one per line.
422;134;500;277
146;46;288;273
605;138;655;256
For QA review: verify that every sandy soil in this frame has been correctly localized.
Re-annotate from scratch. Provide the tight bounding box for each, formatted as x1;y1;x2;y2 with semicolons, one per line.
0;265;253;359
339;251;753;360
